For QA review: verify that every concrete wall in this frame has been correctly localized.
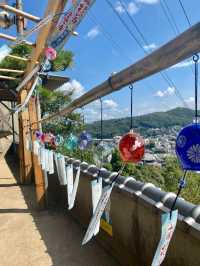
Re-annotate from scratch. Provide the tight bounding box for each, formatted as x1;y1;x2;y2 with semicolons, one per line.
47;158;200;266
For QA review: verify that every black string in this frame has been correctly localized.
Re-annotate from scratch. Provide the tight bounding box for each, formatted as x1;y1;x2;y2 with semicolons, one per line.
129;84;133;130
170;170;187;219
193;54;199;123
100;98;103;142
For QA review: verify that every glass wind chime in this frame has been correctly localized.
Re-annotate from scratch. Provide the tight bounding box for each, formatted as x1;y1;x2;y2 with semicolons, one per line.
119;84;145;166
174;54;200;212
93;98;113;168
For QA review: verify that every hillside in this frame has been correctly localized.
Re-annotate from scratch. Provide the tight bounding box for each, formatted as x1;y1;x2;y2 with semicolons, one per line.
86;107;195;138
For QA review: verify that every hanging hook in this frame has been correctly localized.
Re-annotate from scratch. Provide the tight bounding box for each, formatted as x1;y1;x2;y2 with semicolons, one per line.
129;84;134;130
193;54;199;123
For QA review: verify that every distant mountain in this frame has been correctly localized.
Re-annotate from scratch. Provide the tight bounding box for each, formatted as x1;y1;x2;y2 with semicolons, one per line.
86;107;195;138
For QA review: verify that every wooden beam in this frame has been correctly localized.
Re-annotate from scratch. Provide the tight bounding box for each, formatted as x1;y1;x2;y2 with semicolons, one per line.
0;68;24;74
40;21;200;123
25;0;68;75
0;4;41;22
0;33;34;46
0;75;17;80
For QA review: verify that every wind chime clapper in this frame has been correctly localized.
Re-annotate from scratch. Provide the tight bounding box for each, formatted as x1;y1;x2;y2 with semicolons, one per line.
173;53;200;217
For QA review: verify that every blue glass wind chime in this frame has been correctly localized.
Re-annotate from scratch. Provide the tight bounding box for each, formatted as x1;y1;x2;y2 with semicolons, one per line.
173;54;200;213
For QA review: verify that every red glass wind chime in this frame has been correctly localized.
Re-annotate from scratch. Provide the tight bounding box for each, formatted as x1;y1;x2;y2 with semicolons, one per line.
119;84;145;165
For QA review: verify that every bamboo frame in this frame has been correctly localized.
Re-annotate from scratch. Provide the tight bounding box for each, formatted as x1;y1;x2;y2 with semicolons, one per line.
0;4;41;22
0;68;24;74
0;75;17;80
0;33;34;46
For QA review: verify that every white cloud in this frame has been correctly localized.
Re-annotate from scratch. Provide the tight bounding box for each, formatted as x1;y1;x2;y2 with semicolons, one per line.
84;99;126;122
86;26;100;40
56;79;85;99
143;43;158;51
103;99;118;109
154;87;175;97
115;1;125;13
171;60;193;69
136;0;159;4
115;1;139;15
127;2;139;14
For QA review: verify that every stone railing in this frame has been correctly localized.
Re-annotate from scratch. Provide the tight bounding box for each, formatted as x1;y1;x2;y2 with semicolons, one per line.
47;157;200;266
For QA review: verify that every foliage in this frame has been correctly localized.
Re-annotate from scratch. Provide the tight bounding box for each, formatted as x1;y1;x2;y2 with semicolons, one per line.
51;50;74;71
105;148;200;204
39;86;83;136
86;107;196;138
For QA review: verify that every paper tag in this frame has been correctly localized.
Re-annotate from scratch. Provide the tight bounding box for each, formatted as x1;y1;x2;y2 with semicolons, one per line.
48;150;54;174
91;178;102;236
43;170;48;190
45;149;50;172
41;148;46;170
67;164;74;205
68;166;81;210
151;210;178;266
33;140;40;155
82;183;114;245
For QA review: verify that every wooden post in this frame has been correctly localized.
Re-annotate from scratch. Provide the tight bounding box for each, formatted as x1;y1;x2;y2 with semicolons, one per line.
29;97;46;209
16;0;24;35
19;0;68;208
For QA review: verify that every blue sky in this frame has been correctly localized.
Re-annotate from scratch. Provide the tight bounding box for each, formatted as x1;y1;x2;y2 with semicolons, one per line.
1;0;200;122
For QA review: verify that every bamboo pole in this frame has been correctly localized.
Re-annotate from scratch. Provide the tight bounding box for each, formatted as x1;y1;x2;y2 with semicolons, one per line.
7;54;28;61
0;3;41;22
0;33;34;46
7;54;39;64
0;75;17;80
0;68;24;74
40;21;200;123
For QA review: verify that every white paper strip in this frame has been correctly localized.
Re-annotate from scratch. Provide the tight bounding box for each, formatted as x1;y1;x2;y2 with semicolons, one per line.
43;170;48;190
41;148;46;170
56;155;67;185
33;140;40;155
91;178;102;236
45;149;50;172
151;210;178;266
48;150;54;174
67;164;74;205
82;183;114;245
59;155;67;185
68;166;81;210
37;146;42;164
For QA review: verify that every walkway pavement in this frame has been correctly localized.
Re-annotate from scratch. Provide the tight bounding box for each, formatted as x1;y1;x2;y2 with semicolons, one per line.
0;156;118;266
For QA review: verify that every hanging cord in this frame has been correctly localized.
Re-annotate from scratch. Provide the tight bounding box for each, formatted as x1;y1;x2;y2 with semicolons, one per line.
129;84;134;130
100;98;103;142
193;54;199;123
170;170;187;219
110;163;126;185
